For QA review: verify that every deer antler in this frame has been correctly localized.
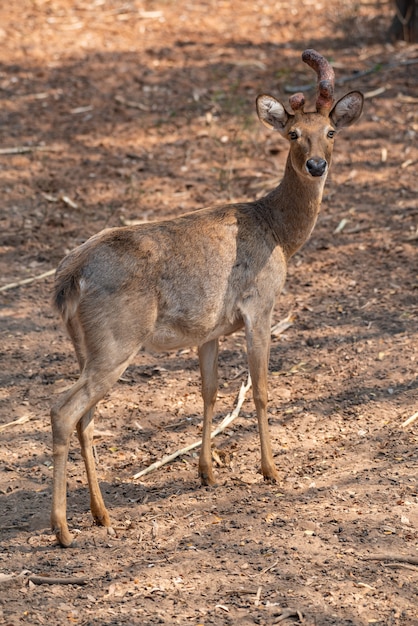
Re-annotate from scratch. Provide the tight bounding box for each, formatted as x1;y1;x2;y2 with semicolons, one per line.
289;92;305;113
301;49;335;114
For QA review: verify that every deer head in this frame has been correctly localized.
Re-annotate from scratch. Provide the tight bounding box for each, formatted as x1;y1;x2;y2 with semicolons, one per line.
256;49;363;180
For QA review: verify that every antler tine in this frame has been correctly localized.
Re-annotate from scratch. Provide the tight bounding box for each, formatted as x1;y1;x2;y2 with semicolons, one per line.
302;49;335;114
289;92;305;113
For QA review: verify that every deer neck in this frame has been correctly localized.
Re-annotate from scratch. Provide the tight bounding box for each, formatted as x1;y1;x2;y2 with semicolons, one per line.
263;154;327;260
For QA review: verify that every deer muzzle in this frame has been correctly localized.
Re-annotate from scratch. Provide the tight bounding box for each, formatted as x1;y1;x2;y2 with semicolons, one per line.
306;157;327;177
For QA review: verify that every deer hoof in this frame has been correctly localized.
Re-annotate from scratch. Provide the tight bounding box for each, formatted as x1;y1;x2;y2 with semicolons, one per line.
92;511;111;528
53;526;74;548
199;471;217;487
262;470;280;484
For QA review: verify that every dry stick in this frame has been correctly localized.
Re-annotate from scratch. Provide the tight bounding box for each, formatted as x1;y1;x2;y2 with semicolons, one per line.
115;94;149;111
0;145;60;155
261;559;279;575
28;575;88;586
0;415;30;432
363;86;386;99
274;608;304;623
271;311;294;336
132;374;252;480
254;586;262;607
401;411;418;428
363;555;418;566
386;562;418;572
0;269;55;292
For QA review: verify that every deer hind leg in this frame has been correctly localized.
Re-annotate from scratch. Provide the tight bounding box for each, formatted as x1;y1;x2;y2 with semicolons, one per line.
244;315;279;483
52;314;109;542
68;317;110;526
76;408;110;529
198;339;219;486
51;348;137;548
51;377;97;548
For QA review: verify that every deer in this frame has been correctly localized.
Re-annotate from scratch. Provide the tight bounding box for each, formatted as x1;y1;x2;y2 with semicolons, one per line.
50;49;363;547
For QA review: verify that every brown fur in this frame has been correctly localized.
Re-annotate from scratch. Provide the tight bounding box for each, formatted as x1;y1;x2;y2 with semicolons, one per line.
50;50;364;547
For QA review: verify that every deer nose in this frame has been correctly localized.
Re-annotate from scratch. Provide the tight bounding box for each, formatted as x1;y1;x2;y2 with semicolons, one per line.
306;158;327;177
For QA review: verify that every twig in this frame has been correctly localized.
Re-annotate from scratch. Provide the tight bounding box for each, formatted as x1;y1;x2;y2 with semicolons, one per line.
0;269;55;292
261;559;279;575
363;86;387;99
398;93;418;104
0;415;30;432
274;608;304;623
271;311;294;337
28;575;88;586
363;554;418;566
254;586;262;606
61;195;78;209
385;562;418;572
224;588;259;595
132;374;252;479
0;571;30;583
0;145;60;155
0;573;18;583
115;94;149;111
402;411;418;428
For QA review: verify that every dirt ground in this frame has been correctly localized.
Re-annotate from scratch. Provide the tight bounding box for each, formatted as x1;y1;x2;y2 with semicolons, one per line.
0;0;417;624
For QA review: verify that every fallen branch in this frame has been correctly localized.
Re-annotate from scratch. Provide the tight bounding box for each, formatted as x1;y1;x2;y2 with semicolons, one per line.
363;554;418;566
271;311;294;337
0;145;60;155
274;608;304;623
115;94;149;111
398;93;418;104
0;415;30;432
363;86;387;99
402;411;418;428
254;585;262;607
0;269;55;292
28;574;88;586
0;573;18;583
261;559;279;575
224;587;259;595
133;374;252;479
385;562;418;572
0;571;30;584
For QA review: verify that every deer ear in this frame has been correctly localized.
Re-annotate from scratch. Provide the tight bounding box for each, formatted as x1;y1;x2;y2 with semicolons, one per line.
330;91;364;129
256;95;289;131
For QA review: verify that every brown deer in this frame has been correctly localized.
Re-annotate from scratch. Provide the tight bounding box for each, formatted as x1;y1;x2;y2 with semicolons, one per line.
51;49;363;547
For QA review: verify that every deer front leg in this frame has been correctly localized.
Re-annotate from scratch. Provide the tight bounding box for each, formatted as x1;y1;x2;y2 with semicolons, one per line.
244;318;279;483
76;408;111;529
198;339;219;486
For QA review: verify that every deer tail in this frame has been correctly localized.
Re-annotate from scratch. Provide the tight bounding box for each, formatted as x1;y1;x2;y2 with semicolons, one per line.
53;258;83;324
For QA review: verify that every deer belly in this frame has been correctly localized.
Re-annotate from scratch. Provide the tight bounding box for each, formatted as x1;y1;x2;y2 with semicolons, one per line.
143;313;243;352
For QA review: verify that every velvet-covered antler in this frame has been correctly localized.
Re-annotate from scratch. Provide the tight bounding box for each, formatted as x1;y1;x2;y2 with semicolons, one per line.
289;91;305;113
301;49;335;114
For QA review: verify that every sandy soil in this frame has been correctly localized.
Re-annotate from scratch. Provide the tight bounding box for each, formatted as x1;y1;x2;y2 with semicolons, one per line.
0;1;417;624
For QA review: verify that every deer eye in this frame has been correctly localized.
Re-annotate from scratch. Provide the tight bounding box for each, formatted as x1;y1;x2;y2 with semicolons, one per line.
289;130;299;141
327;129;336;139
